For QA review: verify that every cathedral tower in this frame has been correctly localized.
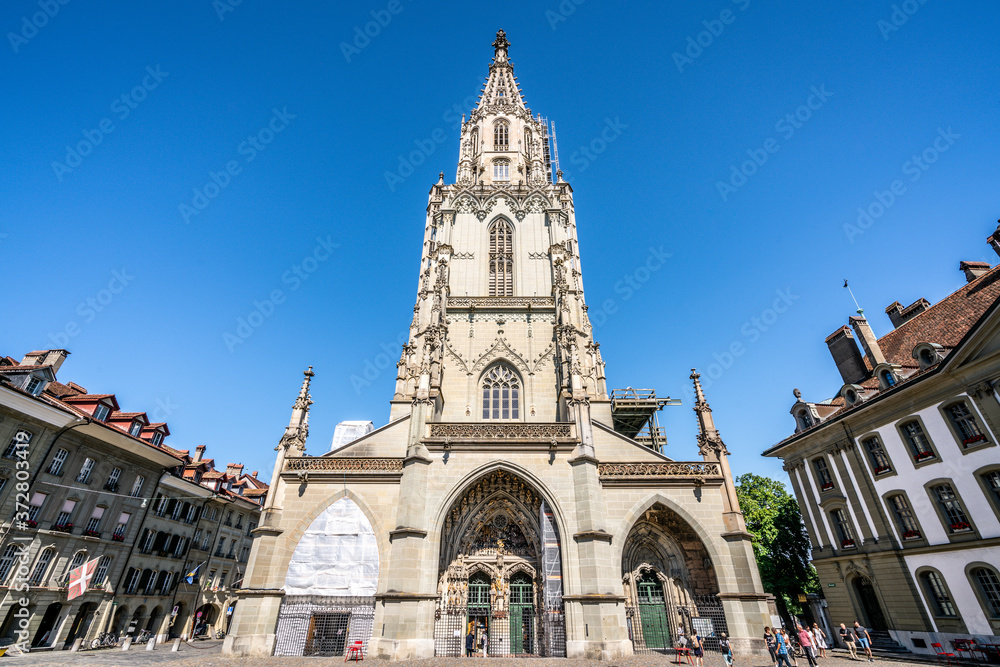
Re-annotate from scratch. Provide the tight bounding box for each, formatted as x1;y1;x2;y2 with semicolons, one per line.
224;31;768;660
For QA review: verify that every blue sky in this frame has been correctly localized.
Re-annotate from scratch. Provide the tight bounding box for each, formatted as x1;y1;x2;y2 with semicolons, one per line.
4;1;999;487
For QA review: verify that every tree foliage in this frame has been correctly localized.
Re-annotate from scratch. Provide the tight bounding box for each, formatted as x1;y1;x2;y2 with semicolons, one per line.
735;473;819;615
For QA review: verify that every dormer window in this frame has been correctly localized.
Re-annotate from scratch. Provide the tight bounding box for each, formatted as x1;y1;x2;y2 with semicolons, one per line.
493;159;510;182
494;121;509;150
129;421;143;437
797;410;813;430
913;342;944;370
93;404;110;422
151;432;163;446
25;376;43;396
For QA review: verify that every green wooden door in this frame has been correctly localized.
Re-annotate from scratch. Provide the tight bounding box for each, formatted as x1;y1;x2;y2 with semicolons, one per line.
638;572;669;648
509;573;533;654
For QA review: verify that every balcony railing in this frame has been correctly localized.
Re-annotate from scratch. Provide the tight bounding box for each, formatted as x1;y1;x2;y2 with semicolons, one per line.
51;523;74;534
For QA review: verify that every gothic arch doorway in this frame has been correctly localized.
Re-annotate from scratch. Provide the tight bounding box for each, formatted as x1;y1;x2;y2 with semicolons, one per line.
852;577;887;631
622;502;728;654
434;469;564;657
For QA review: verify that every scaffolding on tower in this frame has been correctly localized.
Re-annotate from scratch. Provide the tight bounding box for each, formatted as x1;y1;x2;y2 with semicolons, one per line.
610;388;680;452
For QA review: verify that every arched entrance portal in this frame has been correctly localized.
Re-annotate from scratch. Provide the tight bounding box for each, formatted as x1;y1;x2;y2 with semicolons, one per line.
622;502;728;654
434;470;565;657
32;602;62;647
65;602;96;646
852;578;887;631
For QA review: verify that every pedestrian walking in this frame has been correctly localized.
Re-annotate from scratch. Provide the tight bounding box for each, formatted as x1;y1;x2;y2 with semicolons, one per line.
480;628;488;657
774;628;794;667
780;629;799;667
466;629;476;657
839;623;858;660
812;623;828;658
764;627;778;667
720;632;734;667
797;624;818;667
691;630;704;667
853;622;873;662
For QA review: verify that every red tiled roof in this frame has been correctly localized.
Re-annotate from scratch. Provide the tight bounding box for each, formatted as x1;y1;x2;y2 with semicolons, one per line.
62;394;116;402
876;264;1000;365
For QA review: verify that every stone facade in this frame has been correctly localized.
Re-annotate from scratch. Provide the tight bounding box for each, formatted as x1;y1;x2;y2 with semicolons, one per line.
224;31;769;660
764;230;1000;655
0;350;266;650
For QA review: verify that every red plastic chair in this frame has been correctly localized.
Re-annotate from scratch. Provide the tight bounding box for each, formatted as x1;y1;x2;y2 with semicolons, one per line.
345;640;364;662
933;643;956;666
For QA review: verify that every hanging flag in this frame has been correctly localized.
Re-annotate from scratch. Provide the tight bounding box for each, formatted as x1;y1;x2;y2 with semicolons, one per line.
67;557;99;601
184;561;206;585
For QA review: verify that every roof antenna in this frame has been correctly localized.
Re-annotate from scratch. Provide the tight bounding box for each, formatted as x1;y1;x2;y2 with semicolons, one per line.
843;279;864;316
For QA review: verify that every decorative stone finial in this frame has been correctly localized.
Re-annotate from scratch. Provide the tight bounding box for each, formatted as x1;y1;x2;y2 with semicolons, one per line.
793;387;802;399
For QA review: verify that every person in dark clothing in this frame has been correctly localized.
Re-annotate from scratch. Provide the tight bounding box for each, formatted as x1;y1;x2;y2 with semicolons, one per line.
466;630;476;656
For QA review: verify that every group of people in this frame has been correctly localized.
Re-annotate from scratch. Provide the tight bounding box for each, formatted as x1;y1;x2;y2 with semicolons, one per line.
764;621;875;667
675;629;718;667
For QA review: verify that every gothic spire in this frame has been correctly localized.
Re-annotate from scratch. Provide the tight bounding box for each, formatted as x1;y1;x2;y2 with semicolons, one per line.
278;366;313;453
476;29;526;111
690;369;728;460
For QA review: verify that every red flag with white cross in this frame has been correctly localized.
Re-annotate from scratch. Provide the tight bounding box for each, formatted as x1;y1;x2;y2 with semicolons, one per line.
67;557;99;601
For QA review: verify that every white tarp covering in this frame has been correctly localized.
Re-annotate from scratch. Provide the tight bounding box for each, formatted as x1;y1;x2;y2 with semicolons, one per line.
330;420;374;451
283;497;379;596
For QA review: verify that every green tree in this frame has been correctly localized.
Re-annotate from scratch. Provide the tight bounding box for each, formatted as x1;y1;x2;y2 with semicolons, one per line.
735;472;819;624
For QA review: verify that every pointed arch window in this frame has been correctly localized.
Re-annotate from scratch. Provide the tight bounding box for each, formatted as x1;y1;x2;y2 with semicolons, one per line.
489;219;514;296
482;364;520;420
494;121;509;150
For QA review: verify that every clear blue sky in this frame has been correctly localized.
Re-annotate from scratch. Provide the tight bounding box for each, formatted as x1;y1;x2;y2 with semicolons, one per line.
4;1;999;487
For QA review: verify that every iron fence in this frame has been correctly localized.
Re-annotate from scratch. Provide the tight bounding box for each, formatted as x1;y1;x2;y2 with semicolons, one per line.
274;595;375;657
626;595;729;656
433;602;565;657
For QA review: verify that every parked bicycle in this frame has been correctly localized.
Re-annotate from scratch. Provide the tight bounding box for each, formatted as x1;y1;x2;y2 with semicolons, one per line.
216;629;226;639
136;629;152;643
91;631;119;649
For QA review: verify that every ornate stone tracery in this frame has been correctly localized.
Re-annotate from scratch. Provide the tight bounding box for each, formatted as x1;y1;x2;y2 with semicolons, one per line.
438;470;561;616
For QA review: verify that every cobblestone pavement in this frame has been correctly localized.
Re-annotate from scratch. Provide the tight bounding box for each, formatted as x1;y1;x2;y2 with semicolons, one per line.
4;647;948;667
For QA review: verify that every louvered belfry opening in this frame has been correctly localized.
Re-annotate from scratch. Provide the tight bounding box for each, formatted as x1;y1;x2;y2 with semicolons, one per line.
489;220;514;296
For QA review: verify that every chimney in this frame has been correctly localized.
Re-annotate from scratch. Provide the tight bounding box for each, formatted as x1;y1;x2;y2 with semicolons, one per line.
226;463;244;477
251;470;258;478
19;350;70;375
42;350;69;375
885;298;931;328
825;326;868;385
850;315;886;367
194;445;206;462
961;261;990;283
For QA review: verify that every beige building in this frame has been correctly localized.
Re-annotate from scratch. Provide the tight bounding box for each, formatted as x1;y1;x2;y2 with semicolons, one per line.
225;31;769;661
764;228;1000;655
0;349;265;650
